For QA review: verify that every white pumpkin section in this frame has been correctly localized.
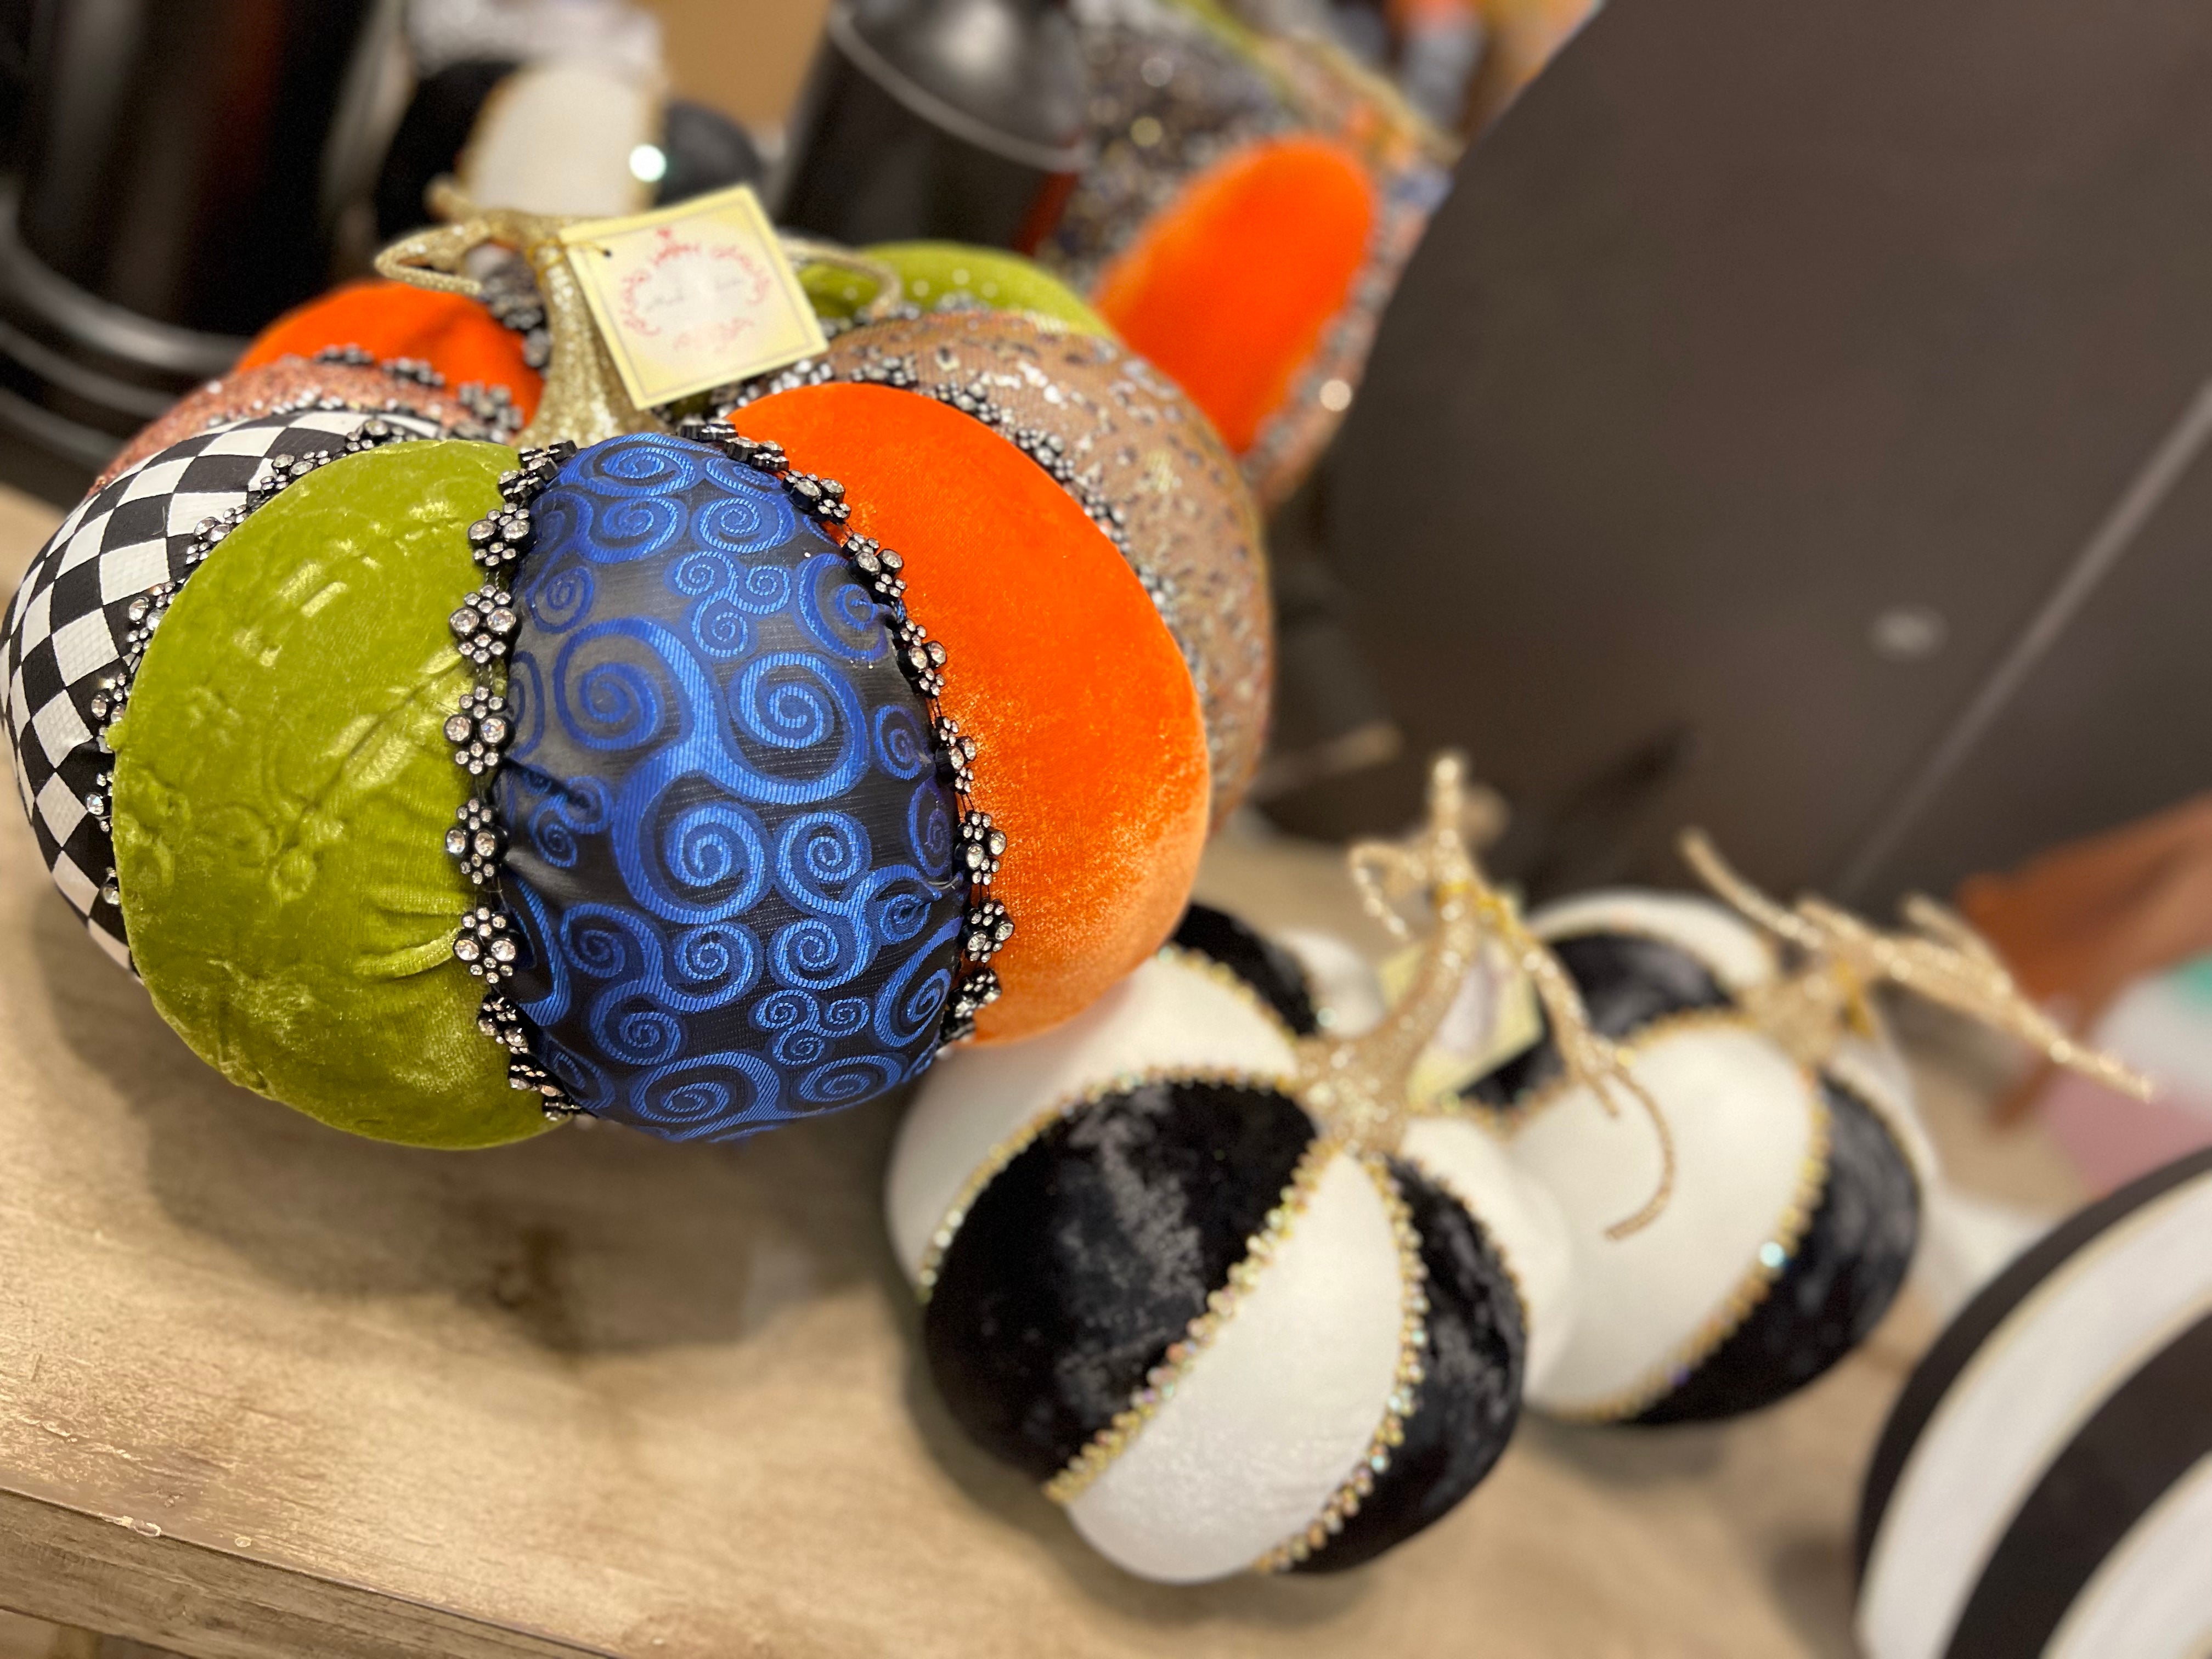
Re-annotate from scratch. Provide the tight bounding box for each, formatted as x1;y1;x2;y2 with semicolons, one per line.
886;953;1300;1280
1508;1022;1824;1414
1531;889;1776;994
2044;1454;2212;1659
1858;1172;2212;1659
1066;1150;1408;1582
1398;1114;1577;1393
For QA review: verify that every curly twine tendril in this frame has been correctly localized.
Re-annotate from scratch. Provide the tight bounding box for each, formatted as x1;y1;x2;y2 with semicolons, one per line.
1335;754;1677;1239
1678;830;2153;1102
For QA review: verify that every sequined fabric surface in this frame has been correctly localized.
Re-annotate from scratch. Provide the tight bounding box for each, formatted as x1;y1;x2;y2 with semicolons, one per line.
96;358;512;489
722;310;1270;826
496;434;967;1139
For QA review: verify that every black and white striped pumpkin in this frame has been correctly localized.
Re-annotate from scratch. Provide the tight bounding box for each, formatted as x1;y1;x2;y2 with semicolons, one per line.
1857;1146;2212;1659
887;901;1575;1581
1458;889;1933;1423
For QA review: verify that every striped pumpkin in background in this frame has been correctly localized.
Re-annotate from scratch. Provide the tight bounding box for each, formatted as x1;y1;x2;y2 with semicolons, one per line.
1857;1147;2212;1659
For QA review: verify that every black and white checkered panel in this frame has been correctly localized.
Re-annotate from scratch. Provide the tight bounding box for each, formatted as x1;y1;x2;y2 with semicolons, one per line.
3;407;447;970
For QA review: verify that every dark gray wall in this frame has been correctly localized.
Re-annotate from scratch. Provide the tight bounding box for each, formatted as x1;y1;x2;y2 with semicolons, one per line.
1308;0;2212;904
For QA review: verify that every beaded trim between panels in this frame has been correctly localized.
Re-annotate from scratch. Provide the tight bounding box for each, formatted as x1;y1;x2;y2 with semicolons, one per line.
1251;1153;1430;1572
304;345;524;441
1043;1136;1340;1507
80;418;423;911
448;421;1014;1122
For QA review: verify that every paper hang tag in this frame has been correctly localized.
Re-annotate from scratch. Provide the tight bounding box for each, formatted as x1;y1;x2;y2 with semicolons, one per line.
558;184;827;408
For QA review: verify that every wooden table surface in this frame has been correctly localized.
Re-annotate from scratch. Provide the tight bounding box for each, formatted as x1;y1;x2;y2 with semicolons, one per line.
0;486;2087;1658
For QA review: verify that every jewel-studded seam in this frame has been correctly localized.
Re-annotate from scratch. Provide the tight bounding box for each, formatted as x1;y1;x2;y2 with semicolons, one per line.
443;439;579;1121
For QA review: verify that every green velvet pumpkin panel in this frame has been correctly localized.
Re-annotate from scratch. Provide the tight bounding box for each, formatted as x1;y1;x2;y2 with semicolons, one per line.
108;439;548;1149
852;242;1111;335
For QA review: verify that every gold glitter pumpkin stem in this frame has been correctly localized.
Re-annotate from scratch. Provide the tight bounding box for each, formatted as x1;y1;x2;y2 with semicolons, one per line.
1679;829;2151;1101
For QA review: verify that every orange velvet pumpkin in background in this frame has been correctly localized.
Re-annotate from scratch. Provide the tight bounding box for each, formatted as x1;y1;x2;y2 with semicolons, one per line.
1092;135;1376;456
735;382;1213;1046
240;278;544;420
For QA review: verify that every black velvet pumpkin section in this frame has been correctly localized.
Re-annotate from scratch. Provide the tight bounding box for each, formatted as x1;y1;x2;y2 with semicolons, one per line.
1634;1078;1920;1424
1295;1161;1527;1572
923;1079;1317;1481
1464;929;1736;1105
1171;903;1321;1036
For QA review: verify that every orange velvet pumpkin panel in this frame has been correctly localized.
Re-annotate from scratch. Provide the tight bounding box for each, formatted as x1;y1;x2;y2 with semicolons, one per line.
1092;135;1376;454
736;383;1212;1045
239;279;543;419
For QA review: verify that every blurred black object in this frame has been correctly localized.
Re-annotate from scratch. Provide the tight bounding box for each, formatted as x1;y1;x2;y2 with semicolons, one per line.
376;70;763;241
656;99;763;208
0;0;389;494
375;59;517;242
775;0;1090;252
1267;0;2212;909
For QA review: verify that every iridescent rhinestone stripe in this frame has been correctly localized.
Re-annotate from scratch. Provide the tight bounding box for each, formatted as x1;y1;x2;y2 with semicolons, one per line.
913;1064;1300;1301
1251;1153;1430;1572
1043;1136;1340;1508
439;438;578;1120
449;422;1012;1121
80;417;421;911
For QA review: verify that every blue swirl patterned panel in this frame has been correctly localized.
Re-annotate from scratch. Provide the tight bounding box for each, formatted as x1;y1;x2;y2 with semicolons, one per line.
495;433;964;1140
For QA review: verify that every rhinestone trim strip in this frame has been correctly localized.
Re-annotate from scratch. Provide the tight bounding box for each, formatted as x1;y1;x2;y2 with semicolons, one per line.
83;417;421;912
1043;1136;1339;1508
439;439;577;1120
307;345;523;441
1251;1153;1430;1572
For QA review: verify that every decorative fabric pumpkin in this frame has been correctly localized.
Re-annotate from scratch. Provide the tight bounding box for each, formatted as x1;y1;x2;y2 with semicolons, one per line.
1043;0;1453;507
887;758;1579;1581
1857;1147;2212;1659
3;202;1215;1146
1454;836;2148;1424
720;305;1268;827
94;352;524;489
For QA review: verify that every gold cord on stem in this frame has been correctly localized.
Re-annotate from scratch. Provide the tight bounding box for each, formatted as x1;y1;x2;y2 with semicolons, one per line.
374;185;900;448
1324;754;1677;1237
1679;830;2153;1101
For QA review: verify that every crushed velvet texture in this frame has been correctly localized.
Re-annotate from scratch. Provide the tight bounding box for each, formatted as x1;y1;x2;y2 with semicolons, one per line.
1465;929;1736;1105
732;383;1212;1043
1171;902;1318;1036
1092;136;1375;454
863;242;1109;334
96;359;497;489
110;441;549;1148
923;1078;1316;1480
1634;1080;1920;1424
1299;1160;1525;1572
240;278;543;419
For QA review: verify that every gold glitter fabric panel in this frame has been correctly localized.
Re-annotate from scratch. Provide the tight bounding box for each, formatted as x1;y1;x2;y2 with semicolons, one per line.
719;309;1271;828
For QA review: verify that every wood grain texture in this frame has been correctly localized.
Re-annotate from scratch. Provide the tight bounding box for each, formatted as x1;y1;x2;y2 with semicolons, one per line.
0;482;2036;1657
